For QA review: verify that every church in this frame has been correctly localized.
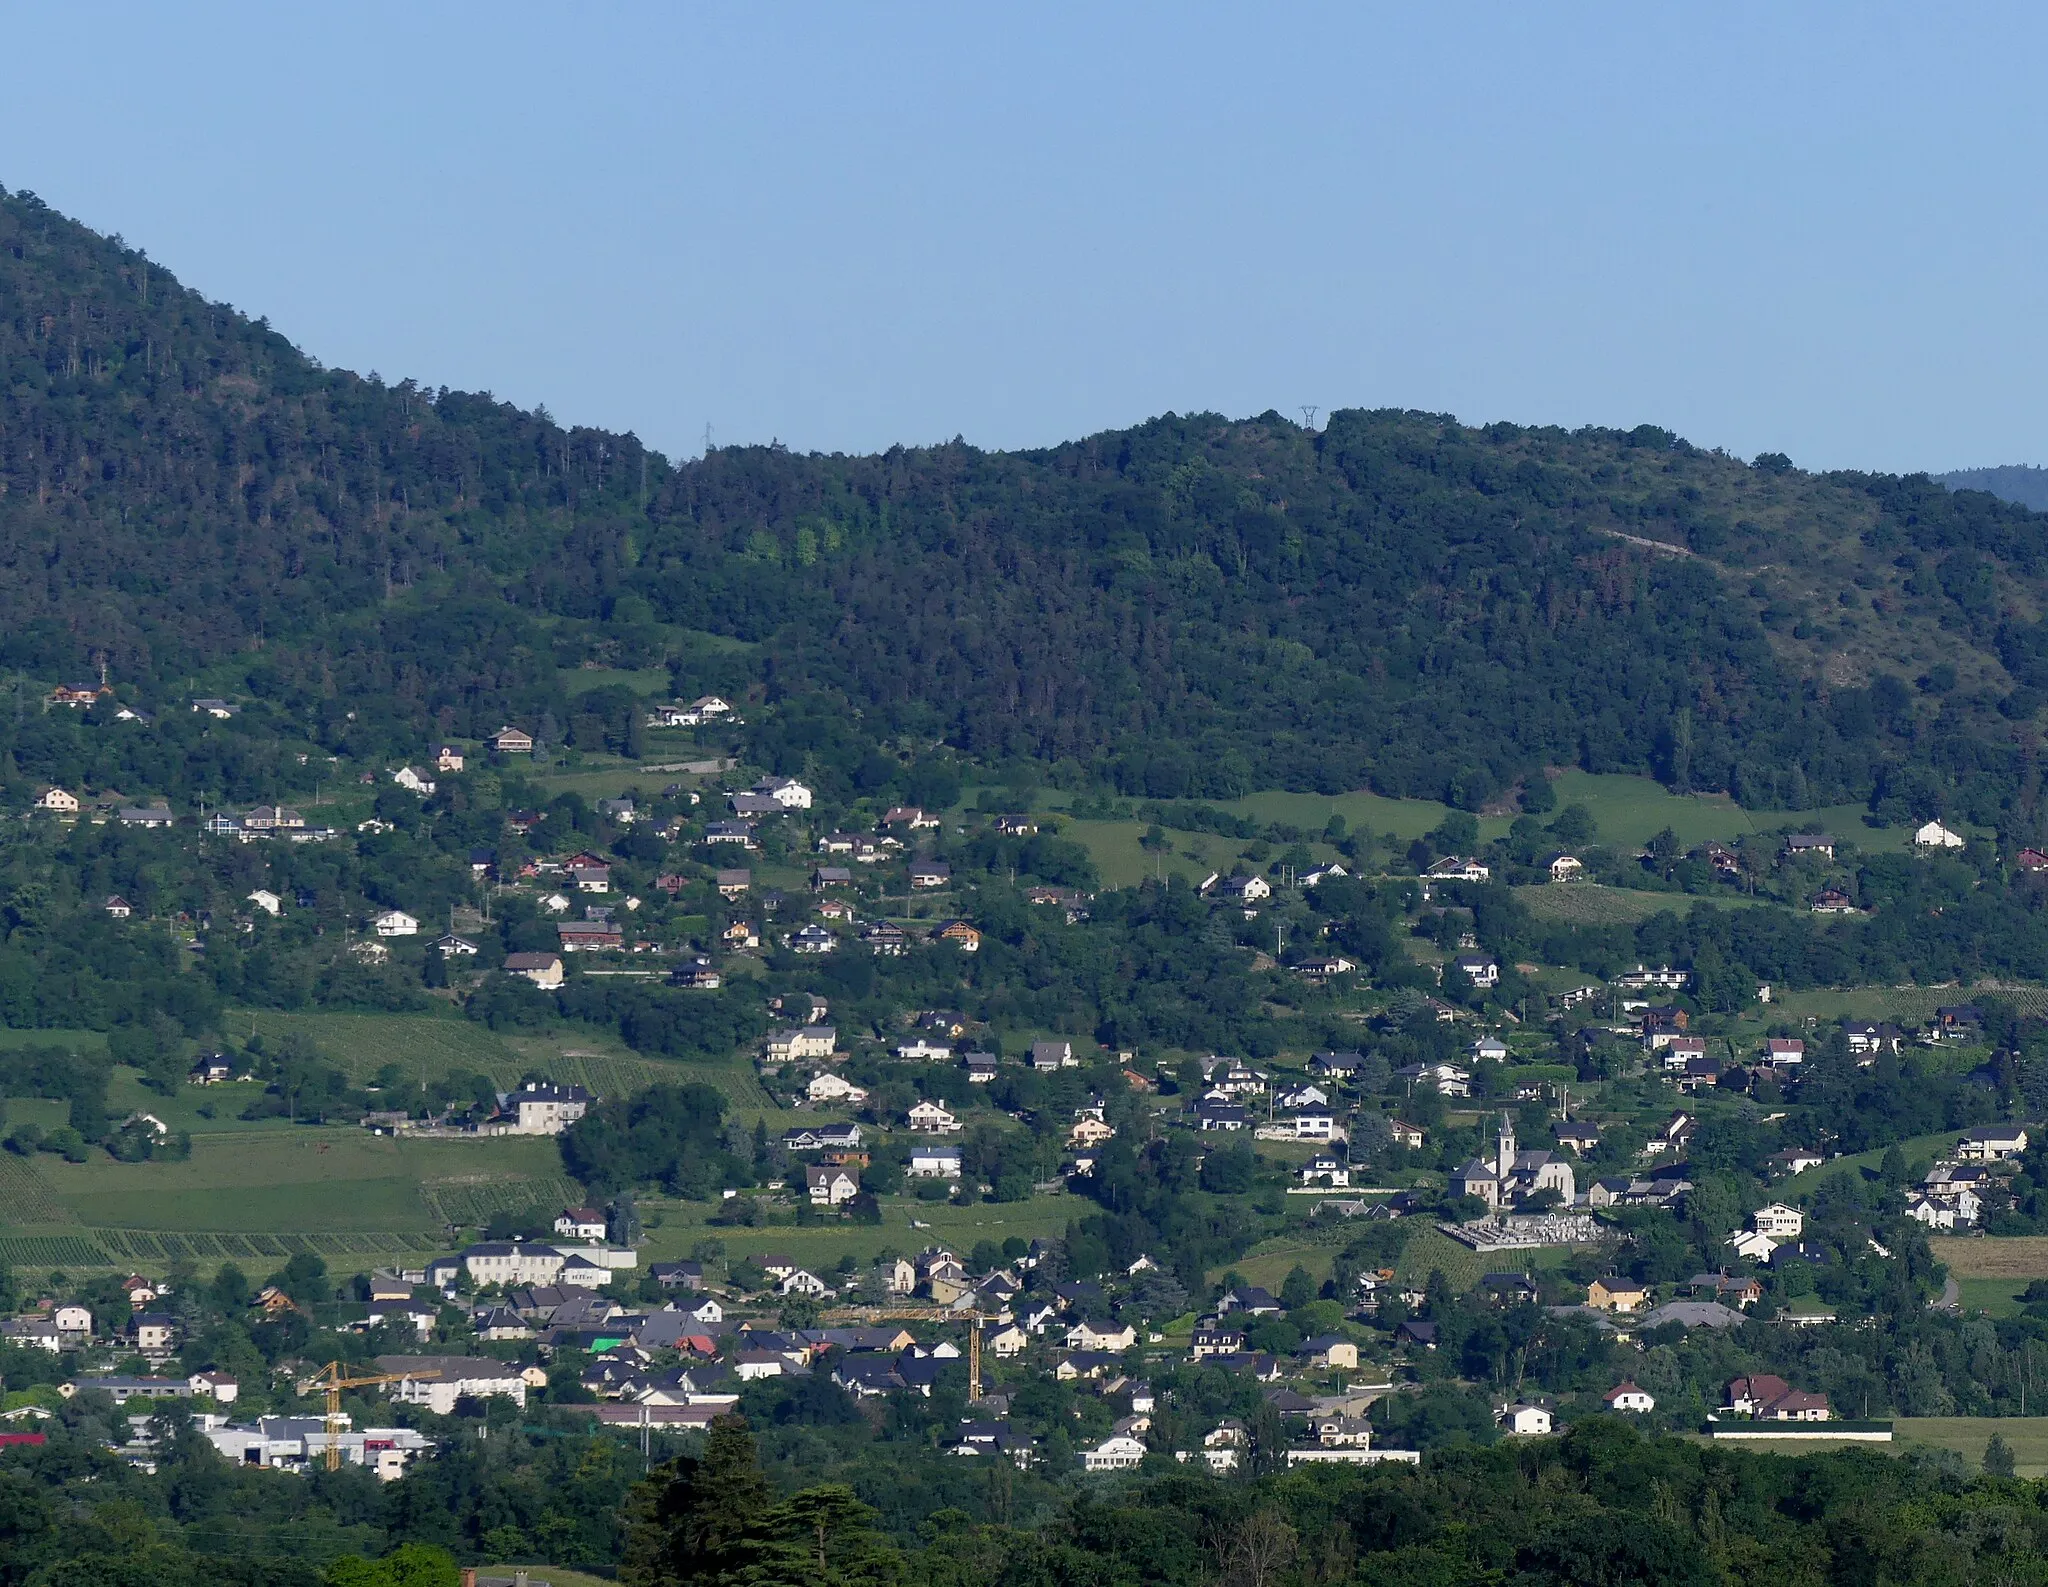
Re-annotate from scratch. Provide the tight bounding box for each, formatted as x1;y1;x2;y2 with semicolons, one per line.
1449;1115;1576;1208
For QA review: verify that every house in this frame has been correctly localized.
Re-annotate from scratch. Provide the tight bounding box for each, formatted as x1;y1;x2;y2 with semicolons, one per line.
434;745;465;773
1309;1051;1363;1080
907;1102;961;1135
244;890;281;917
1763;1038;1805;1068
489;727;534;753
117;805;174;828
376;1356;528;1414
35;787;79;814
806;1072;868;1104
706;822;757;848
1782;833;1834;860
1299;862;1349;887
1194;1100;1249;1131
1212;873;1272;903
554;1207;608;1240
433;934;479;958
131;1314;178;1355
557;921;623;952
753;777;812;810
1068;1115;1117;1148
1300;1155;1350;1188
2019;847;2048;873
713;869;751;899
1425;857;1491;883
908;862;951;890
805;1166;861;1206
1687;1273;1764;1308
503;952;565;990
1499;1403;1552;1436
993;814;1039;836
811;866;854;890
651;1261;704;1292
1299;1334;1359;1370
1604;1382;1656;1413
1191;1325;1246;1358
1723;1229;1778;1263
1220;1286;1283;1317
962;1053;999;1084
1933;1004;1985;1041
787;925;839;955
1393;1061;1471;1097
1769;1147;1825;1176
1585;1278;1649;1313
391;766;436;796
1030;1039;1077;1071
1843;1020;1905;1056
884;806;938;829
1555;1122;1600;1155
1753;1203;1804;1238
1081;1434;1148;1472
1388;1120;1426;1149
569;863;612;893
371;910;419;938
1065;1319;1136;1351
596;799;637;824
1615;964;1691;991
103;895;133;920
932;920;982;952
1450;953;1500;989
1914;820;1965;849
908;1144;963;1178
1547;854;1585;883
504;1081;594;1135
1810;888;1857;914
1471;1035;1510;1064
862;922;909;956
722;921;760;949
1957;1124;2029;1162
767;1026;837;1062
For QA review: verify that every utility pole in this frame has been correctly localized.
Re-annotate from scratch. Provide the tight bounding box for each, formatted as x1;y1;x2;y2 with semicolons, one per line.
1300;406;1319;430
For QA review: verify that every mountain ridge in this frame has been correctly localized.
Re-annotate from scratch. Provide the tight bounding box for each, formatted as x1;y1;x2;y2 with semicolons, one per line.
6;182;2048;826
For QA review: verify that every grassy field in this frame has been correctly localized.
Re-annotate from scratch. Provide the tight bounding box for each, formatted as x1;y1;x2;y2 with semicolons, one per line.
235;1010;770;1114
1955;1278;2027;1317
1897;1418;2048;1476
635;1189;1077;1271
1931;1237;2048;1279
1787;1132;1957;1192
1517;884;1744;927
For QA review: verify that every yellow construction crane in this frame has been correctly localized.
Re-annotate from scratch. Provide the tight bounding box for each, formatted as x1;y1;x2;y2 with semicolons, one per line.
302;1360;439;1471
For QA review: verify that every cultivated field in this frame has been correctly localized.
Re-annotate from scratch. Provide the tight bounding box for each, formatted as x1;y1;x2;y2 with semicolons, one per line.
1896;1419;2048;1477
1931;1237;2048;1279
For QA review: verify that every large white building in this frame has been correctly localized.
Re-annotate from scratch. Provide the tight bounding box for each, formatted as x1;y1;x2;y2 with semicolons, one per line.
374;1356;529;1415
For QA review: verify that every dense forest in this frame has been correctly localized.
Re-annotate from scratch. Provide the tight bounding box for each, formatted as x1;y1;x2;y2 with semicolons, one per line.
10;184;2048;819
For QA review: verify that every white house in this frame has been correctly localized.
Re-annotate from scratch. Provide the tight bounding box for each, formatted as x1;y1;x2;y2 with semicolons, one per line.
1914;820;1965;849
908;1144;963;1179
1499;1403;1553;1436
806;1072;868;1105
506;1081;594;1135
906;1100;961;1134
246;889;282;916
1603;1382;1656;1414
36;787;79;813
805;1165;861;1206
1753;1203;1804;1238
375;1355;527;1415
1957;1125;2030;1162
1724;1229;1778;1263
392;766;437;796
755;777;813;810
1082;1434;1148;1472
372;910;419;938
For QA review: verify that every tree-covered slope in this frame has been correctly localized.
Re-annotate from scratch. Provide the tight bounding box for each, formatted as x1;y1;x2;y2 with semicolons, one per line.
6;180;2048;817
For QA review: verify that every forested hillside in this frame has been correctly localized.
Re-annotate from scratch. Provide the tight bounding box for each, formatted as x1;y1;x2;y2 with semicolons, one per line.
8;182;2048;816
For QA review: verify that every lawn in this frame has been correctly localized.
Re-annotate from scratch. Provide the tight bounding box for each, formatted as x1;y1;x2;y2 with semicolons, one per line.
635;1190;1076;1272
1786;1132;1958;1193
1896;1418;2048;1477
1955;1278;2027;1318
36;1129;563;1235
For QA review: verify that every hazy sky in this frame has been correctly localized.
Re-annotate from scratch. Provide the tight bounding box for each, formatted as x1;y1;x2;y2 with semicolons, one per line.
4;4;2042;471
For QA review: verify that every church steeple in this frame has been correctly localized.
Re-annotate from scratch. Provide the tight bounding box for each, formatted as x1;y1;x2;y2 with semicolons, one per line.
1496;1112;1516;1179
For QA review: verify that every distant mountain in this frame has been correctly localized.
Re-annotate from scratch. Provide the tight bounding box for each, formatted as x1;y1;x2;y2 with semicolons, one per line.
1940;465;2048;513
7;181;2048;823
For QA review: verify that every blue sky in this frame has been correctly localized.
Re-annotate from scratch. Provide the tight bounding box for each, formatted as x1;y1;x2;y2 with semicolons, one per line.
3;4;2042;470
